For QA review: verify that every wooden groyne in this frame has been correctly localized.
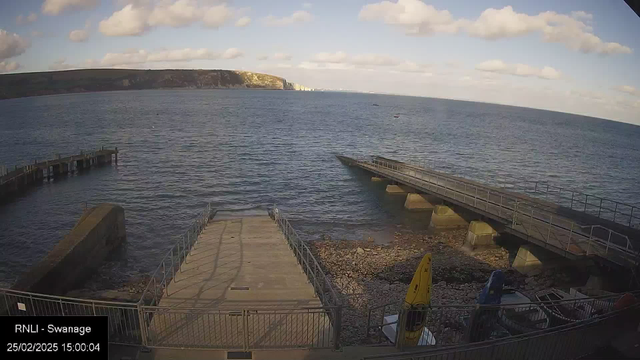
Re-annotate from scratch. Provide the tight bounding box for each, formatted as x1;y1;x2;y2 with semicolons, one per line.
0;147;118;200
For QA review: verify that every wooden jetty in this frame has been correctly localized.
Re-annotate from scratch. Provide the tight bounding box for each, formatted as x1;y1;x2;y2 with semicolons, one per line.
0;147;118;200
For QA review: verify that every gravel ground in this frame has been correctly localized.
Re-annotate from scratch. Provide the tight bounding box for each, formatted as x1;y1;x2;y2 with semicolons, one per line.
309;228;582;345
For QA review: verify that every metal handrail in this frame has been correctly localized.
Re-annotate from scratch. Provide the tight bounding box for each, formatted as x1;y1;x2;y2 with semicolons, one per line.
403;156;640;228
271;206;342;307
361;158;638;265
139;203;215;306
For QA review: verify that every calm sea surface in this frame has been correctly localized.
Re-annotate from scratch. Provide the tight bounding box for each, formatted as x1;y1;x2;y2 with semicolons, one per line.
1;89;639;287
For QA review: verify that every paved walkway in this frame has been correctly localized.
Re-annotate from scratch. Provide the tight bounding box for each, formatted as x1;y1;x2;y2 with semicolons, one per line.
145;215;330;349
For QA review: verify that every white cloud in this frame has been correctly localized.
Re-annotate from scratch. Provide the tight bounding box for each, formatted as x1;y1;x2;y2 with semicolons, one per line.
17;13;38;25
272;52;292;61
235;16;251;27
99;4;150;36
302;2;312;9
257;55;268;60
148;0;201;27
96;47;243;66
475;59;562;80
359;1;631;55
571;11;593;20
0;30;30;60
49;58;76;70
394;61;433;73
263;10;312;26
202;4;234;28
351;54;400;66
69;22;90;42
0;61;20;73
312;51;348;63
221;48;243;59
614;85;639;97
42;0;99;16
99;1;239;36
69;29;89;42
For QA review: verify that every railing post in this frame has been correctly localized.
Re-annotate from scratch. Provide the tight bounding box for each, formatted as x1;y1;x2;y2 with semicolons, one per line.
170;249;175;283
242;310;250;351
598;198;603;217
570;192;575;209
630;207;634;227
606;231;612;254
613;203;618;223
587;227;594;255
333;307;342;350
396;308;407;351
567;222;574;251
137;302;148;346
584;194;588;212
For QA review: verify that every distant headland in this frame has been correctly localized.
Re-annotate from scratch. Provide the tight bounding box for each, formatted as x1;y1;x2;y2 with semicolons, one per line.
0;69;313;100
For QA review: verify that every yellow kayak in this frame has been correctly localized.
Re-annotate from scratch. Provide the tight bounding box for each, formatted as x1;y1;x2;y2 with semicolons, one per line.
401;253;432;346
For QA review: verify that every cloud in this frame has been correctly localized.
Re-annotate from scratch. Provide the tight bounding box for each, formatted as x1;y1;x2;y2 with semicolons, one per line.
235;16;251;27
99;1;239;36
257;55;268;60
394;61;433;73
49;58;76;70
17;13;38;25
148;0;201;27
221;48;243;59
42;0;99;16
571;11;592;20
614;85;639;97
69;21;90;42
302;2;312;9
272;52;293;61
351;54;400;66
475;59;562;80
99;4;150;36
202;4;234;28
69;29;89;42
95;47;243;66
0;61;20;73
263;10;312;26
359;1;631;55
31;31;43;38
312;51;349;63
0;30;30;60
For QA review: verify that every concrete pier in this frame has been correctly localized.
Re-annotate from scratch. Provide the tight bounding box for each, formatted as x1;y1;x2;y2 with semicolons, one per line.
429;205;468;229
0;147;118;201
404;193;435;211
149;214;330;348
465;221;497;248
371;176;387;182
12;204;126;294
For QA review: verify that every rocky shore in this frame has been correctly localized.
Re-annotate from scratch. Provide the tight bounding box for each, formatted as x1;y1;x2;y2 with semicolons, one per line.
309;228;582;345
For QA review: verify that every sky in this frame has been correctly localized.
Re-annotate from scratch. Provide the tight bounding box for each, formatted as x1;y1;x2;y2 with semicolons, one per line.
1;0;640;125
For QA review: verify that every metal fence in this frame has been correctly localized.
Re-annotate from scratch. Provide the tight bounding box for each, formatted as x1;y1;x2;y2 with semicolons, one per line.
360;157;638;267
141;305;338;350
271;206;343;349
362;299;640;360
0;287;143;345
402;156;640;229
139;203;216;306
365;291;632;351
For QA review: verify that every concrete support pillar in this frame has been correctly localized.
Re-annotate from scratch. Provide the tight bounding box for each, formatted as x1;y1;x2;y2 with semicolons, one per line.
512;245;544;275
386;184;407;194
429;205;468;229
465;221;497;248
371;176;387;182
404;193;435;211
